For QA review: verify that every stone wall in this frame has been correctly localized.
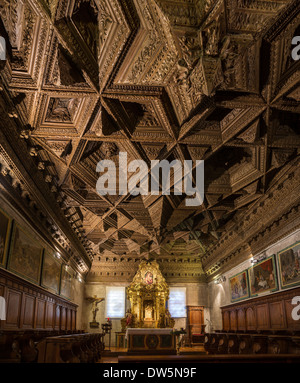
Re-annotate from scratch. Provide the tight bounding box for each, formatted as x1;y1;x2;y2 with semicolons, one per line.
73;278;85;330
83;282;128;347
169;282;209;330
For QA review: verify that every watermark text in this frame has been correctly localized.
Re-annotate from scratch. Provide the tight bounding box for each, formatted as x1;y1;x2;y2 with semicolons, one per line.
291;296;300;320
291;36;300;61
96;152;204;207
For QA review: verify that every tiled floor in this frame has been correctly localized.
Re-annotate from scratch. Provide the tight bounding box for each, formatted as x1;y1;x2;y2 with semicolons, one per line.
100;356;119;363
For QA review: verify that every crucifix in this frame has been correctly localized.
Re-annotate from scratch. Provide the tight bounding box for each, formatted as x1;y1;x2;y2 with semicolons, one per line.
86;295;105;327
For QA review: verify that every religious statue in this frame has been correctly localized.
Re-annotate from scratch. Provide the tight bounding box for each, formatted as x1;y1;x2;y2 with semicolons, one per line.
158;312;165;328
203;17;221;57
121;308;136;331
157;308;175;328
126;309;133;326
144;301;153;319
220;37;239;88
178;34;201;71
86;295;105;328
165;309;175;328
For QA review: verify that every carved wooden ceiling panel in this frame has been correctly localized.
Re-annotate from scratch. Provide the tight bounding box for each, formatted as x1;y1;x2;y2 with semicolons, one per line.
0;0;299;282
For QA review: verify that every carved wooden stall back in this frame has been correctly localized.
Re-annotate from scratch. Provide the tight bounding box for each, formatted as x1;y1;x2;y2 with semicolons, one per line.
201;287;300;356
0;269;77;332
221;287;300;333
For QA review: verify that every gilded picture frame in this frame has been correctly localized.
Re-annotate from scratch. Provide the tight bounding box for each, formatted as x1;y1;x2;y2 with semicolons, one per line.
7;223;44;285
248;254;278;297
229;270;250;302
41;250;61;295
0;207;12;268
277;241;300;290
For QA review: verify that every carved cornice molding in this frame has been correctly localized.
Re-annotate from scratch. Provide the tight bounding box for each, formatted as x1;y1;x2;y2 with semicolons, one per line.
263;0;300;43
0;95;93;273
87;255;206;283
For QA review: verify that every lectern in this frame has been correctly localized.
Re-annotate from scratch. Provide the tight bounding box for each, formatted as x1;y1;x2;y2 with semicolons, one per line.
102;319;112;350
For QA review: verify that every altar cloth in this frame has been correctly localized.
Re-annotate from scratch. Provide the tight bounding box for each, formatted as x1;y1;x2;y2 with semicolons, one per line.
125;328;176;355
125;328;173;339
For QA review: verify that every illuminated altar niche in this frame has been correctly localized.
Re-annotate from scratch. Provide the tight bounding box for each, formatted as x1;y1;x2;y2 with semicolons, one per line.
124;260;175;329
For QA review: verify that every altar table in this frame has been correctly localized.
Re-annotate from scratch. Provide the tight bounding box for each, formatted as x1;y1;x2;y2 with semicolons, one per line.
125;328;176;354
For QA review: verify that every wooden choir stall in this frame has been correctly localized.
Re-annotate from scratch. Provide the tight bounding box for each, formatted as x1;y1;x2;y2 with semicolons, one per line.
186;306;206;346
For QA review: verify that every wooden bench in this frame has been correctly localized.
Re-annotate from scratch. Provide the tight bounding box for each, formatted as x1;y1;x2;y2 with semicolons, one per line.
204;331;300;355
0;330;100;363
36;333;104;363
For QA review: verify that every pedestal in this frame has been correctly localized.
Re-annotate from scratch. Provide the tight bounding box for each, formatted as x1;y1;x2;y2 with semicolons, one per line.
89;321;99;328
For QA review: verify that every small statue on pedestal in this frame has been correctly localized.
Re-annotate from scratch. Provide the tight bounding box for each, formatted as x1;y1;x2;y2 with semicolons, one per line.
86;295;105;328
121;308;135;332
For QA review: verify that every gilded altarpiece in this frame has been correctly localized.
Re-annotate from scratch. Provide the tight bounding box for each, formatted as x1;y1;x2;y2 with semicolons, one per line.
126;260;174;329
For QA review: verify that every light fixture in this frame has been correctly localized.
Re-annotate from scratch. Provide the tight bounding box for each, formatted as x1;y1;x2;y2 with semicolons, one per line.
251;253;267;264
214;276;226;284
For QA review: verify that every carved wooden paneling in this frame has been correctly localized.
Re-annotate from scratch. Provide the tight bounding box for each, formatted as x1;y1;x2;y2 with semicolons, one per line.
36;299;46;329
246;307;256;331
187;306;204;333
237;309;246;331
223;310;230;331
5;289;22;329
222;287;300;333
55;305;61;330
61;307;66;330
71;309;76;331
0;269;77;332
45;302;55;329
67;308;71;331
230;310;237;331
285;299;300;330
269;301;285;329
256;304;270;330
186;306;205;345
22;294;35;329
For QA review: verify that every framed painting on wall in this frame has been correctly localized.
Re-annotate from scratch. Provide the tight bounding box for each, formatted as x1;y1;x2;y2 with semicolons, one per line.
0;207;12;268
229;270;249;302
41;250;61;295
60;264;74;300
7;223;44;285
277;241;300;290
248;255;278;297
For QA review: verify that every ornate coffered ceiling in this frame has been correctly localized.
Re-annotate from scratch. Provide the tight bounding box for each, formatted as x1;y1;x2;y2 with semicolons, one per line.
0;0;299;282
